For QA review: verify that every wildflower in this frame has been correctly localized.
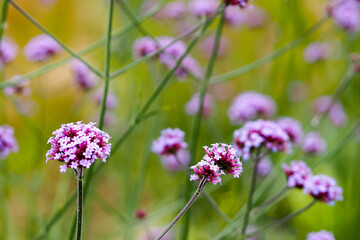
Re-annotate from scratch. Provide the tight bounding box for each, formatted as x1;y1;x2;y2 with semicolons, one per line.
3;75;31;97
225;6;244;26
306;230;335;240
233;120;291;160
0;125;18;159
224;0;249;8
277;117;303;144
228;91;276;124
241;7;266;28
135;209;148;220
189;0;219;18
24;34;61;62
132;37;158;58
303;174;343;206
282;161;312;188
46;122;111;173
190;160;224;185
314;96;347;127
257;156;272;177
302;132;327;155
303;42;331;63
93;89;118;110
163;2;188;19
185;93;214;118
151;128;190;171
329;0;360;34
69;60;98;91
0;37;17;66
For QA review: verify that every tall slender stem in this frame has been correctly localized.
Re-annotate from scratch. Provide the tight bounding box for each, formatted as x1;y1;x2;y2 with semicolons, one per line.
0;0;9;42
156;179;208;240
254;185;289;211
76;169;84;240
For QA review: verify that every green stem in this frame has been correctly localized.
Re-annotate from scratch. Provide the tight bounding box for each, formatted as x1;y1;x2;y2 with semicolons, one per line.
76;169;84;240
254;185;288;212
0;0;9;42
7;0;104;79
202;190;231;224
98;0;115;130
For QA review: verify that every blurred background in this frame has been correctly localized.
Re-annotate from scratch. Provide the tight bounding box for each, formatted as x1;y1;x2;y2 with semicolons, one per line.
1;0;360;239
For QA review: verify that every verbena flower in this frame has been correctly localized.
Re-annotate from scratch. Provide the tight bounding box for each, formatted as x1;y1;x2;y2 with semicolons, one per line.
306;230;335;240
0;37;17;66
314;96;347;127
302;132;327;155
282;161;312;188
0;125;18;159
190;160;224;185
46;122;111;173
228;91;276;124
3;75;31;97
303;174;343;206
224;0;249;8
69;60;98;91
163;2;188;19
257;156;272;177
303;42;331;63
185;93;214;118
93;89;118;109
225;6;244;26
277;117;303;144
189;0;219;18
241;7;266;28
329;0;360;34
151;128;190;172
233;120;291;160
24;34;61;62
132;36;158;58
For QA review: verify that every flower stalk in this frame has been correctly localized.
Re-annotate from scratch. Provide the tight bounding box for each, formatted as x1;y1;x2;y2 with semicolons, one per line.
76;168;84;240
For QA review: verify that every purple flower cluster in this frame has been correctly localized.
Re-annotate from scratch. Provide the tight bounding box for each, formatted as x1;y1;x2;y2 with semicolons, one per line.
69;60;98;91
329;0;360;34
228;91;276;124
302;132;327;155
24;34;61;62
306;230;335;240
151;128;190;172
162;2;188;19
303;42;331;63
0;38;17;67
303;174;343;206
46;122;111;173
185;93;214;118
190;143;242;184
277;117;303;144
282;161;312;188
225;7;265;27
3;75;31;97
233;120;291;160
189;0;219;18
224;0;249;8
0;125;18;159
132;36;202;79
314;96;347;127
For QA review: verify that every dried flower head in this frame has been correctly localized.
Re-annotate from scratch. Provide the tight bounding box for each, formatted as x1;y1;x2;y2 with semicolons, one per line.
302;132;327;155
46;122;111;173
306;230;335;240
277;117;303;144
303;174;343;206
282;161;312;189
24;34;61;62
0;125;18;159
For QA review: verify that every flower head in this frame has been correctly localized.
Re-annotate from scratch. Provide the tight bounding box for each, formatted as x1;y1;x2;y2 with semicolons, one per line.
163;2;188;19
329;0;360;34
132;37;158;58
282;161;312;188
185;93;214;118
228;91;276;124
190;160;224;185
303;42;331;63
3;75;31;97
189;0;219;18
306;230;335;240
0;38;17;66
314;96;347;127
225;6;244;26
303;174;343;206
277;117;303;144
0;125;18;159
69;60;98;91
46;122;111;173
302;132;327;155
24;34;61;62
224;0;249;8
233;120;291;160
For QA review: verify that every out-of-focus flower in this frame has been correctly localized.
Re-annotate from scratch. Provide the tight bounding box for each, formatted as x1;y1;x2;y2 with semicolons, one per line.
277;117;303;144
163;2;188;19
132;37;158;58
0;125;18;159
189;0;219;18
0;38;17;66
190;160;224;185
135;208;148;220
303;174;343;206
329;0;360;34
200;35;230;57
224;0;249;8
302;132;327;155
3;75;31;97
185;93;215;118
257;156;272;177
314;96;347;127
233;120;291;160
151;128;190;172
282;161;312;189
24;34;61;62
241;7;266;28
46;122;111;173
225;6;244;26
303;42;331;63
228;91;276;125
306;230;335;240
69;60;98;91
93;89;118;110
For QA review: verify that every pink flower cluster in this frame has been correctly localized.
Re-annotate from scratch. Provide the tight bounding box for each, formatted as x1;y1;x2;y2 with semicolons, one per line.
277;117;303;144
303;174;343;206
190;143;242;184
69;60;98;91
151;128;190;172
0;38;17;67
302;132;327;155
132;36;202;79
233;120;291;160
329;0;360;34
24;34;61;62
185;93;214;118
228;91;276;124
0;125;18;159
314;96;347;127
189;0;219;18
225;6;265;27
282;161;312;188
3;75;31;97
46;122;111;173
306;230;335;240
303;42;331;63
